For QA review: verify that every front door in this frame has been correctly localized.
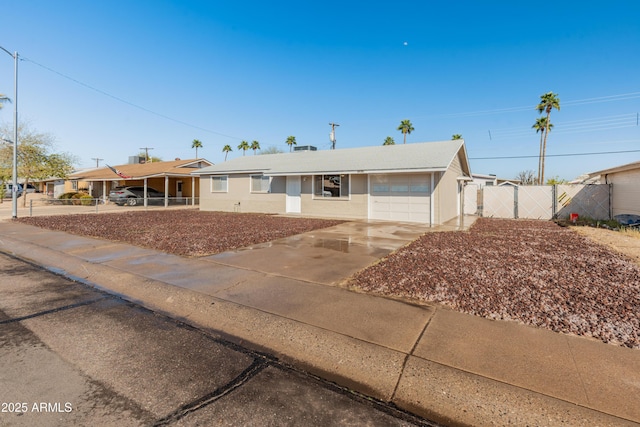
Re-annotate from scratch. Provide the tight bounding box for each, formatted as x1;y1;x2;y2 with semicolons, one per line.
286;176;301;213
176;181;183;199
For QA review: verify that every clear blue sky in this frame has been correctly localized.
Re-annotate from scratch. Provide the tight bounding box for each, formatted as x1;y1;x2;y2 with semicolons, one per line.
1;0;639;180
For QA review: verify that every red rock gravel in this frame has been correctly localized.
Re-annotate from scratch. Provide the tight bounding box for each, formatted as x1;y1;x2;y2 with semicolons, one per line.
16;210;344;257
349;218;640;348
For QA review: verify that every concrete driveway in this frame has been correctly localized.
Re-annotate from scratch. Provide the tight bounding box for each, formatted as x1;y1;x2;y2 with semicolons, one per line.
205;219;438;286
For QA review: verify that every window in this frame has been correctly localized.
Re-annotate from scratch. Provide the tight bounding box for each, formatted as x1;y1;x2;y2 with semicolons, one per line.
71;180;78;191
211;175;228;192
313;174;349;198
251;175;271;192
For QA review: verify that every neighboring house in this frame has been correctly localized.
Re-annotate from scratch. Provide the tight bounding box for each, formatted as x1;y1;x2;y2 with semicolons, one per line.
192;140;472;225
67;159;213;203
588;160;640;217
470;173;520;188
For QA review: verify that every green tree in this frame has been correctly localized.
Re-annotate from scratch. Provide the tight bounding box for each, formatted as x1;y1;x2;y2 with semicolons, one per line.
536;92;560;184
0;123;76;206
532;117;553;184
238;140;250;156
397;119;414;144
136;151;162;163
250;140;261;155
191;139;203;158
382;136;395;146
546;176;567;185
222;144;233;161
285;136;297;152
452;134;462;140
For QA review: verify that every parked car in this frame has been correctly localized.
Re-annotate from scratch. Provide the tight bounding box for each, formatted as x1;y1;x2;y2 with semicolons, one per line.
2;183;23;199
108;186;166;206
24;184;37;193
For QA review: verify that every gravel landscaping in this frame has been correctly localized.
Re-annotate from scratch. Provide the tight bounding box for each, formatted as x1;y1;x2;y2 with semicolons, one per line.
16;211;640;348
16;210;344;257
349;218;640;349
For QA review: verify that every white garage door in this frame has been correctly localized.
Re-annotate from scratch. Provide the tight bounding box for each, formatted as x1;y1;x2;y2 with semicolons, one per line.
370;174;430;223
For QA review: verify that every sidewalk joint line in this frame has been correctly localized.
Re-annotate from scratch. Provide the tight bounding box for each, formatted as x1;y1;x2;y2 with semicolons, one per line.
0;297;108;324
390;306;436;401
152;358;269;426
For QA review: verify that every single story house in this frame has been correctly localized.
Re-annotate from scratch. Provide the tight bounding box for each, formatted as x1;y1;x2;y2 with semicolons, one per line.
64;158;213;205
588;160;640;217
192;140;472;225
470;173;520;188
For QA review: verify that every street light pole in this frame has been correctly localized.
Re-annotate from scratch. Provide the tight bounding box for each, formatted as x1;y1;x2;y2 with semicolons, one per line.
0;46;18;219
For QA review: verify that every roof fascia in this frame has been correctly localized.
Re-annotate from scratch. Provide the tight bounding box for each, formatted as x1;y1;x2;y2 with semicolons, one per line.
265;167;448;176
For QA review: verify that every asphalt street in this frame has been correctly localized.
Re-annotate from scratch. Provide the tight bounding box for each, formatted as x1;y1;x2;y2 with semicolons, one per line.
0;253;436;427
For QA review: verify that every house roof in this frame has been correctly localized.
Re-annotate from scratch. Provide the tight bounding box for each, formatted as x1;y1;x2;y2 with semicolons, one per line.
193;140;471;176
69;159;213;181
589;160;640;177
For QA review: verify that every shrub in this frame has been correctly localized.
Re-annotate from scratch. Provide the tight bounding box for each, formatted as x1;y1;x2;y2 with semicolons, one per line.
79;193;93;206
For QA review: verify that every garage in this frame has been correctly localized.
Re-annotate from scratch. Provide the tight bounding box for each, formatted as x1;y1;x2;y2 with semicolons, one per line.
370;174;431;223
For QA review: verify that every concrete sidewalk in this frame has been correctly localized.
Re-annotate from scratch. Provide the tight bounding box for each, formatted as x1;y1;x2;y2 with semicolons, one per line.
0;218;638;426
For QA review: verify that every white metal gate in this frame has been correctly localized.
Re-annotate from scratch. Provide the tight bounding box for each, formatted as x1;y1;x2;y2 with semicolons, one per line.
518;186;553;219
464;184;478;215
482;186;514;218
481;184;610;220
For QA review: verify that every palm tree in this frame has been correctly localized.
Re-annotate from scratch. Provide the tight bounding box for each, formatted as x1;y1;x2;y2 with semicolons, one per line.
397;119;414;144
285;135;297;152
382;136;395;145
222;144;233;161
536;92;560;184
0;94;9;109
250;140;261;155
532;117;553;184
238;140;250;156
452;134;462;140
191;139;203;158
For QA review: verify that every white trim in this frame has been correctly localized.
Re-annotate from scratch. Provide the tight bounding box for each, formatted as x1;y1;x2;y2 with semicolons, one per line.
430;172;435;226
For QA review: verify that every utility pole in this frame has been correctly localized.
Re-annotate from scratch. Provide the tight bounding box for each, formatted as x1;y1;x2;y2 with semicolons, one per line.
91;157;103;168
0;45;18;219
329;123;340;150
139;147;154;163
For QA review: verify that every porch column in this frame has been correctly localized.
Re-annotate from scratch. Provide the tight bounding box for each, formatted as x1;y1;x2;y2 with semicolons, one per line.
165;175;169;207
102;181;107;203
191;176;195;206
144;178;148;207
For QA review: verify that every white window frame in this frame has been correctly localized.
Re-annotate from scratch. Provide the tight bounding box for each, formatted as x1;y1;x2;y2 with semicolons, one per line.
210;175;228;193
250;175;271;193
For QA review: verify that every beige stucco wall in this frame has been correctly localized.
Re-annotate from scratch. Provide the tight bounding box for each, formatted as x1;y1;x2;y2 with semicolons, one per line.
607;169;640;217
199;174;286;213
300;174;369;220
433;153;463;224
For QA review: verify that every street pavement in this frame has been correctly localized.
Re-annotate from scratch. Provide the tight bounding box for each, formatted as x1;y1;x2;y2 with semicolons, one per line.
0;253;433;426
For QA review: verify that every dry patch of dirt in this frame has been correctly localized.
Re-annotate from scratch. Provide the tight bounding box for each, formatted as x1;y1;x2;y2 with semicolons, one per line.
572;226;640;267
349;218;640;349
16;210;344;257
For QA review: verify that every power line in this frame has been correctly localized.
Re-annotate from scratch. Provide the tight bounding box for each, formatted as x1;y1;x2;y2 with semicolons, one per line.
21;56;244;141
470;148;640;160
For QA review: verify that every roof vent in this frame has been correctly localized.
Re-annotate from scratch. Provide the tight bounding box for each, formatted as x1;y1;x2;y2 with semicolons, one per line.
294;145;317;152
